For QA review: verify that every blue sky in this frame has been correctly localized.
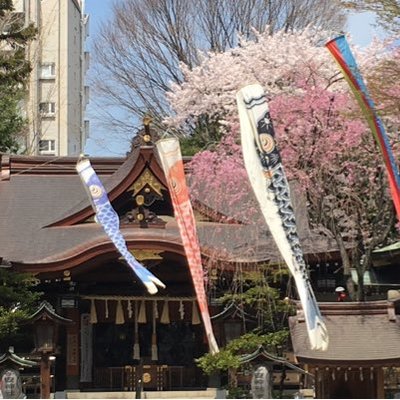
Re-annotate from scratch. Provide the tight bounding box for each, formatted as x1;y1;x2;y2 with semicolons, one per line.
83;1;386;156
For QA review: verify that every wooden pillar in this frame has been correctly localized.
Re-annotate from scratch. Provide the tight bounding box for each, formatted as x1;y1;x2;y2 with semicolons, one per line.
376;367;384;399
65;308;80;389
40;353;51;399
313;366;321;399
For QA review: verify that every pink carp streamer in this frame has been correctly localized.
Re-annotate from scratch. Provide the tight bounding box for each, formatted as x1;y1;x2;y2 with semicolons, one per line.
156;138;219;354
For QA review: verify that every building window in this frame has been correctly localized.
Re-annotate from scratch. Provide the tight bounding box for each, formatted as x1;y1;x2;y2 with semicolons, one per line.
39;102;56;116
39;139;56;155
84;86;90;106
84;51;90;72
84;120;90;140
40;63;56;79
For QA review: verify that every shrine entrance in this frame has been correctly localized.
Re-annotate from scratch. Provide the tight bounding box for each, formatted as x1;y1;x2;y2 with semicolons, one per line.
78;295;209;391
92;320;205;366
90;322;207;390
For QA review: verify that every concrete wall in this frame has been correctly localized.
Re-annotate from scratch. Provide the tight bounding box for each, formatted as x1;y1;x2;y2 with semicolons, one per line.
14;0;87;156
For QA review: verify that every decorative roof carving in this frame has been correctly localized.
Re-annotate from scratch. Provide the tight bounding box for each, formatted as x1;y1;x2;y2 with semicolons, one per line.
131;168;166;199
25;301;73;325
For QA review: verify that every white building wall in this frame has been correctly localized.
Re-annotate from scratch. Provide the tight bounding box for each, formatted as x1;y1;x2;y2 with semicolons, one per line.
66;0;84;155
15;0;88;156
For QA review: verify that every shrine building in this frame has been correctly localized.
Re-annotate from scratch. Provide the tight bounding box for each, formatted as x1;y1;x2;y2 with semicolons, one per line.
0;132;342;395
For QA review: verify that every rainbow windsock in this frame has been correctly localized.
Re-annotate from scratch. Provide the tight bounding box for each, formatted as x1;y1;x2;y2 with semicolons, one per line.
326;35;400;220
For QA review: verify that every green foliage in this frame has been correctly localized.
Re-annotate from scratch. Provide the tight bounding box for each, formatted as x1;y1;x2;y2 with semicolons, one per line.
0;269;42;348
226;386;251;399
0;1;36;152
180;114;224;156
0;91;26;152
0;0;13;17
199;261;294;377
197;348;242;375
219;265;294;332
196;331;289;375
180;135;206;156
226;331;289;353
0;2;36;88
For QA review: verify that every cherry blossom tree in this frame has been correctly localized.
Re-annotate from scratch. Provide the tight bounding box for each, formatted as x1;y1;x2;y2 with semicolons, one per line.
167;29;400;300
367;45;400;122
91;0;346;138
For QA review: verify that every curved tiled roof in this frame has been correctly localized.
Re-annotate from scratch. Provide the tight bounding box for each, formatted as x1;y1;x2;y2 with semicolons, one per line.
47;146;143;226
0;347;38;367
0;144;339;269
289;301;400;365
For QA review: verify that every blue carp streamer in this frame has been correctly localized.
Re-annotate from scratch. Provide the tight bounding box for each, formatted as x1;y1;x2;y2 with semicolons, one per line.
76;159;165;294
237;84;328;351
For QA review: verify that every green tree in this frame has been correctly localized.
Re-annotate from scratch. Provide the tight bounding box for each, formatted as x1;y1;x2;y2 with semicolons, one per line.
197;264;292;389
0;92;27;153
0;0;36;153
0;268;42;352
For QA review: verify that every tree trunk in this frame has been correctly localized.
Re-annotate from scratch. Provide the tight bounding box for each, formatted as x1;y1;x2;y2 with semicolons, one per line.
356;267;365;301
354;254;367;301
334;232;355;300
228;367;238;388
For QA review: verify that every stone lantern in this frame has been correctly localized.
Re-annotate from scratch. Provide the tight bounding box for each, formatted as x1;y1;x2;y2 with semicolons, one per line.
0;347;38;399
25;301;72;399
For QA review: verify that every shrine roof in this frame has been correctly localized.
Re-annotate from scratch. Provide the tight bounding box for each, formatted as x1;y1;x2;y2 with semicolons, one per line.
0;347;38;368
0;145;339;269
289;300;400;365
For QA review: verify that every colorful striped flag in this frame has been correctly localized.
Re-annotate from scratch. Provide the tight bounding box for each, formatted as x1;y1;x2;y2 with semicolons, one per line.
326;35;400;220
156;138;219;354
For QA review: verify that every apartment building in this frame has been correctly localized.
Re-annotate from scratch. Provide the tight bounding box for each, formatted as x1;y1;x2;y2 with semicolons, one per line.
14;0;89;156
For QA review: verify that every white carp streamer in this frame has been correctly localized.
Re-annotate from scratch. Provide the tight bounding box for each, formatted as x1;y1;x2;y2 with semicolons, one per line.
237;84;328;351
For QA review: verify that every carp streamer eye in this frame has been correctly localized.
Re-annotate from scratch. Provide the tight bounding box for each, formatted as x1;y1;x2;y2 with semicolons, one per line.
89;184;103;198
